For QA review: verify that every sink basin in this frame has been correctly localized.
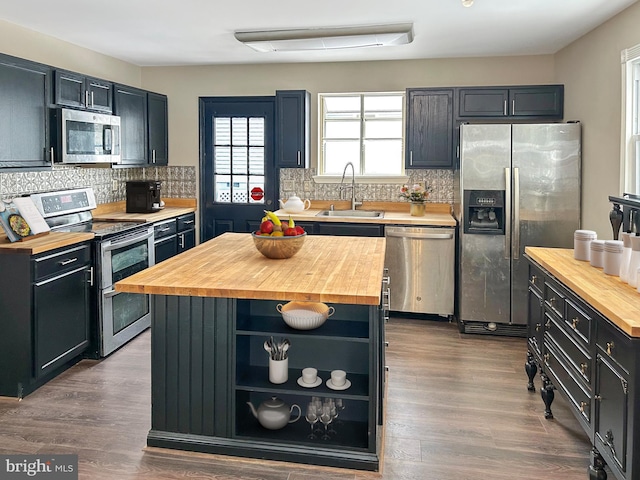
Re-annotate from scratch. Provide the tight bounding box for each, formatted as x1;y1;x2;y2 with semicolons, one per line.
316;210;384;218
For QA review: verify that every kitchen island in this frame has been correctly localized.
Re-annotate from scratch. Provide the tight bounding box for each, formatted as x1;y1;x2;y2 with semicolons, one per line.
116;232;387;470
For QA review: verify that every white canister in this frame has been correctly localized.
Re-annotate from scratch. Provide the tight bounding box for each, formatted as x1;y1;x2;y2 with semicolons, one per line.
628;235;640;287
603;240;624;276
620;232;632;282
590;240;605;268
574;230;597;261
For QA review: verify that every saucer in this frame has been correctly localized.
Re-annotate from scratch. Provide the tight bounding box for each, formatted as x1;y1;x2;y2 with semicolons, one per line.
297;376;322;388
326;378;351;391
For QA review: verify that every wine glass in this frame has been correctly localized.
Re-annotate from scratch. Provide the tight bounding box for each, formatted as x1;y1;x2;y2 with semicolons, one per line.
334;398;345;426
305;403;318;439
320;404;334;440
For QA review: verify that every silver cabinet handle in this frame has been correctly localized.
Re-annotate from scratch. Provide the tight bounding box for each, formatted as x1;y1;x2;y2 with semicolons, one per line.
152;149;156;163
512;99;515;115
409;151;413;166
59;257;78;266
88;266;94;286
91;91;95;107
297;150;301;166
182;220;195;225
503;99;507;116
85;90;89;107
179;233;185;249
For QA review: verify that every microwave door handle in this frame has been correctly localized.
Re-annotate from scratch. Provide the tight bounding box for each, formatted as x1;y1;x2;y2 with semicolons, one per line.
103;126;112;154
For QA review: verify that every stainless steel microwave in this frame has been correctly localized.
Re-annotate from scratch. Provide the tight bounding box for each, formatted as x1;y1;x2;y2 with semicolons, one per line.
51;108;121;164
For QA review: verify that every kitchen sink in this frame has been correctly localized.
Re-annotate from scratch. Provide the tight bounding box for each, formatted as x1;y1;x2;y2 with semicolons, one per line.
316;209;384;218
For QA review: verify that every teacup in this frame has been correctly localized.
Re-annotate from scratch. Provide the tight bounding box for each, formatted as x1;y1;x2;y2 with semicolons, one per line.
330;369;346;387
301;367;318;384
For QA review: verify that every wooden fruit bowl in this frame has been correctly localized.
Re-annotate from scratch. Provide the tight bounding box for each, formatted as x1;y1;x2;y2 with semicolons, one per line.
251;232;306;259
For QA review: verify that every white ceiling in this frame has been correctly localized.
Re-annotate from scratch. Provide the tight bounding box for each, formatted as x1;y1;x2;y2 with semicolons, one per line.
0;0;636;66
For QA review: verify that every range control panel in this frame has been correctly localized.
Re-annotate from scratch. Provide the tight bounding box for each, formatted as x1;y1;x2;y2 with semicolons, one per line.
30;188;97;218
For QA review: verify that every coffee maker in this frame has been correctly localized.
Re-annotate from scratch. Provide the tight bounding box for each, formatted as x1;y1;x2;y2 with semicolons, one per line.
126;180;163;213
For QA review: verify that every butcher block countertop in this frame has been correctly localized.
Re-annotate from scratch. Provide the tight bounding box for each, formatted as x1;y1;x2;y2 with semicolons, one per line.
116;232;386;305
526;246;640;337
92;198;196;223
0;232;94;255
275;200;456;227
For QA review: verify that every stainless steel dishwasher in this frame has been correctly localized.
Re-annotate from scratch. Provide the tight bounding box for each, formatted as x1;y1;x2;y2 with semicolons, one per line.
384;225;455;316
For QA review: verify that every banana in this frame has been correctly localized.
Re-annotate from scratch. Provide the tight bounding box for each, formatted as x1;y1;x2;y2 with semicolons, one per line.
288;216;295;229
263;210;281;226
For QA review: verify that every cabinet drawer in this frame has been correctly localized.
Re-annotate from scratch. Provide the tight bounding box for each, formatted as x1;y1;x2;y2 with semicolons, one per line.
545;315;591;385
177;213;196;232
154;219;177;239
529;263;544;295
564;297;592;347
596;320;634;375
544;280;565;319
33;244;91;281
544;341;591;424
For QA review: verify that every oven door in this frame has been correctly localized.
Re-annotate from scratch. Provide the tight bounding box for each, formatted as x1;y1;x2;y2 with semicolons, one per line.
99;227;155;289
100;287;151;356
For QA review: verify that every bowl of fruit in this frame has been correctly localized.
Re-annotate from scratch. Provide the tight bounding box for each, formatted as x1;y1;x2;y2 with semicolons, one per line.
252;211;307;259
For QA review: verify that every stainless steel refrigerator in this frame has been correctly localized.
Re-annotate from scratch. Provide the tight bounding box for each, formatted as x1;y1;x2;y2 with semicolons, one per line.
454;122;581;333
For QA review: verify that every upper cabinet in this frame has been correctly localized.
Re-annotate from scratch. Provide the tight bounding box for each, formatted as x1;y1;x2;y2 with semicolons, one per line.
0;54;51;169
405;88;454;169
147;92;168;166
54;69;113;113
457;85;564;119
275;90;310;168
114;86;169;167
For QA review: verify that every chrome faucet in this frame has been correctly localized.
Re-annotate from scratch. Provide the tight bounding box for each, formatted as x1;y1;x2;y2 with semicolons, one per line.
339;162;362;210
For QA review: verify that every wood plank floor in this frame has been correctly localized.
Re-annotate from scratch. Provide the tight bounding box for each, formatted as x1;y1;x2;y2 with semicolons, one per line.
0;317;592;480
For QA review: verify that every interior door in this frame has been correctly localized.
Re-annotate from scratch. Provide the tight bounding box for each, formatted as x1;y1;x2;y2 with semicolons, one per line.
200;97;277;241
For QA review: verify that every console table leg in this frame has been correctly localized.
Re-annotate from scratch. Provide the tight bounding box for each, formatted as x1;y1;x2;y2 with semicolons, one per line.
588;448;607;480
525;351;537;392
540;373;554;419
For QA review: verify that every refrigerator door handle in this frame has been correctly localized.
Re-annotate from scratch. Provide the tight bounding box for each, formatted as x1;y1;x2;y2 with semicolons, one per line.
505;167;511;259
513;167;520;259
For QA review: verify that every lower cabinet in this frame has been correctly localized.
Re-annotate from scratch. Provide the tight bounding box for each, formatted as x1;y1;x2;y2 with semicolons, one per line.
147;295;383;471
153;213;196;263
0;242;91;397
525;255;640;480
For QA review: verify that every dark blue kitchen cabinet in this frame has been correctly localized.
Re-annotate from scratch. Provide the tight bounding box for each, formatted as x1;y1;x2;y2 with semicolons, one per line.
316;222;384;237
114;84;148;166
0;53;51;169
275;90;310;168
0;242;91;398
154;213;197;263
148;92;168;166
405;88;454;169
457;85;563;119
54;69;113;113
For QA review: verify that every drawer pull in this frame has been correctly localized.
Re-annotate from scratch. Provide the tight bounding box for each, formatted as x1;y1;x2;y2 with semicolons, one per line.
157;227;171;233
579;401;588;413
182;220;195;225
531;275;537;284
545;319;551;329
543;353;550;363
535;323;541;332
580;363;588;374
571;317;580;329
606;341;614;356
58;257;78;266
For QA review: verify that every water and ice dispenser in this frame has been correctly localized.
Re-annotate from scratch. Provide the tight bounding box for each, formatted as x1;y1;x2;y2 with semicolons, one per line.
463;190;505;235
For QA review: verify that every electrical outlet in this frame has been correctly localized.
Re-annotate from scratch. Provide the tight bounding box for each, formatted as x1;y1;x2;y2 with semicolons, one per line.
112;180;119;192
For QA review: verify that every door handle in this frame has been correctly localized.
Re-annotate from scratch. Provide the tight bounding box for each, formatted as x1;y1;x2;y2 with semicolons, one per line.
504;167;511;259
513;167;520;259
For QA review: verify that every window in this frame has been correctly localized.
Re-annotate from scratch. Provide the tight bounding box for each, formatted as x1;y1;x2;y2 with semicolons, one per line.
622;45;640;193
319;93;404;176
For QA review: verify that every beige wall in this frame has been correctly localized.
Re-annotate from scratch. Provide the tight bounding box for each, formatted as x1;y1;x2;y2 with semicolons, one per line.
0;19;141;86
556;2;640;237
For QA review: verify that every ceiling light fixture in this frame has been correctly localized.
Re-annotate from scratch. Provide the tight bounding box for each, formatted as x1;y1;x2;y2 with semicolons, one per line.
234;23;414;53
462;0;474;6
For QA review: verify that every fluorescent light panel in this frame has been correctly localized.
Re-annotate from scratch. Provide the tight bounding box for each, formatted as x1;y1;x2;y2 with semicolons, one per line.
234;23;414;53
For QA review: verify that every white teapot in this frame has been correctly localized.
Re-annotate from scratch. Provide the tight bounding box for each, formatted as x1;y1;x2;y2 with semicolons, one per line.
279;195;311;213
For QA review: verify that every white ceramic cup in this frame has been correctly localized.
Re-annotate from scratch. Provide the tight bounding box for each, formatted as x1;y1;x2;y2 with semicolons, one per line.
330;369;346;387
301;367;318;384
269;358;288;384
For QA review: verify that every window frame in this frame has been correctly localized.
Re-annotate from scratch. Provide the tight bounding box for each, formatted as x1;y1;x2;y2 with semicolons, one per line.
317;92;406;181
621;45;640;194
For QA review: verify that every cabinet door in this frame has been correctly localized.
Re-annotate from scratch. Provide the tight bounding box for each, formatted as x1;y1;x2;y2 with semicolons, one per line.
458;88;508;117
509;86;563;118
177;229;196;254
405;89;453;169
54;70;86;109
595;354;628;474
148;92;168;165
155;235;178;263
275;90;310;168
0;55;50;168
114;84;148;165
33;265;90;378
86;77;113;113
528;286;544;357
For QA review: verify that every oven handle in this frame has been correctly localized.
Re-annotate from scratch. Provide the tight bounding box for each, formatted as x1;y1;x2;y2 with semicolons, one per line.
104;228;153;252
103;287;122;299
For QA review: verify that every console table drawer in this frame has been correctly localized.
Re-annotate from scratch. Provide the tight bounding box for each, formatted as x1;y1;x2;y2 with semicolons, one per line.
544;341;591;424
597;320;634;375
529;263;544;296
544;280;565;319
546;315;591;385
565;297;592;347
